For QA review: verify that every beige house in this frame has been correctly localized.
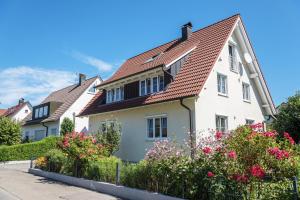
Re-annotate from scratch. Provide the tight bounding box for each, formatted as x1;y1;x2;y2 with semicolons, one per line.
79;15;276;162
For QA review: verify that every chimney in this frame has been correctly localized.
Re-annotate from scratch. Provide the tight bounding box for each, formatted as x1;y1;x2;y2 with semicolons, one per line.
181;22;193;40
79;73;86;85
19;98;25;105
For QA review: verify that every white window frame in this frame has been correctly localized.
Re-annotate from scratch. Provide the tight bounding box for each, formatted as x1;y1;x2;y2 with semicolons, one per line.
228;43;238;72
217;73;228;96
216;115;228;132
242;82;251;102
146;115;168;139
43;106;48;117
140;75;164;97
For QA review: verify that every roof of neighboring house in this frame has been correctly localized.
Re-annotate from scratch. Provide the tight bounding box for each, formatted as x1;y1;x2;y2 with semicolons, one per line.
24;76;98;125
79;14;240;116
0;102;31;118
0;109;7;116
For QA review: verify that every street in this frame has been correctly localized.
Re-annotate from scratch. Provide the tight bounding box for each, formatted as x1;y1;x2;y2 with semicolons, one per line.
0;163;121;200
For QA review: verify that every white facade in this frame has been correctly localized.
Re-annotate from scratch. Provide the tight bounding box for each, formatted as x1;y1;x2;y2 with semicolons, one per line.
10;104;32;122
86;21;274;162
22;78;101;140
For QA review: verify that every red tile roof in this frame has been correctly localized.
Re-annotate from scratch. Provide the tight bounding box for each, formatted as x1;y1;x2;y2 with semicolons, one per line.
0;102;28;117
79;14;239;116
0;109;7;116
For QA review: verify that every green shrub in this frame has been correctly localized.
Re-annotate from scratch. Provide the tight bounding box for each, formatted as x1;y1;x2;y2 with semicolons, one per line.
0;136;60;161
0;117;21;145
45;149;66;173
84;156;121;183
60;118;74;136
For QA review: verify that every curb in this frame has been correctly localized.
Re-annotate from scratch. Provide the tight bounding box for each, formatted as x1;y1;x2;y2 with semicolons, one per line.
28;168;184;200
0;160;31;165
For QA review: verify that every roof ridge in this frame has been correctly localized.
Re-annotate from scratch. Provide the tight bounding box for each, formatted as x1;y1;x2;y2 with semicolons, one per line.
123;14;240;62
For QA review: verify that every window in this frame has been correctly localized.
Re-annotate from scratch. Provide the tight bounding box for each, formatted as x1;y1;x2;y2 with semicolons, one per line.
50;128;57;136
146;78;151;94
147;116;167;139
25;109;28;113
246;119;254;125
38;107;43;118
228;44;237;72
152;77;158;93
159;76;164;91
35;109;39;118
242;83;250;101
88;84;96;93
141;80;146;96
34;130;45;141
43;106;48;117
140;75;164;96
107;87;124;103
100;122;107;133
217;74;228;95
216;115;228;132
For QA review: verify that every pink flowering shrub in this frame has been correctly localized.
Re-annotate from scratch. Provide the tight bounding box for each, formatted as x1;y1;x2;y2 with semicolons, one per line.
58;132;108;177
136;124;299;199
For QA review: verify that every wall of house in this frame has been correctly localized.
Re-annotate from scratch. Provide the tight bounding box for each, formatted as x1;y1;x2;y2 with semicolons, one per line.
22;121;59;140
88;99;195;162
60;78;101;134
194;33;265;142
11;104;32;122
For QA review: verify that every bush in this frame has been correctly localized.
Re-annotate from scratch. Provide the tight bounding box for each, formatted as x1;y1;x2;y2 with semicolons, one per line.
272;93;300;143
45;149;66;173
0;136;60;161
84;156;121;183
60;118;74;136
58;132;108;177
95;124;121;156
0;117;21;145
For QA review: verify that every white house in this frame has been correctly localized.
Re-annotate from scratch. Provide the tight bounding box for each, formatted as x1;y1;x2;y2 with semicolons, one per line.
23;74;101;141
79;14;276;162
0;98;32;122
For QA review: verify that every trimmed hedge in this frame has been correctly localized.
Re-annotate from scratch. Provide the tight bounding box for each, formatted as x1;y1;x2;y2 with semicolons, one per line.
0;136;60;162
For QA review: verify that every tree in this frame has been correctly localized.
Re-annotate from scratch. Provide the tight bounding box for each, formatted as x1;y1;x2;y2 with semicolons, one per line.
60;118;74;136
0;117;21;145
272;93;300;142
96;123;121;155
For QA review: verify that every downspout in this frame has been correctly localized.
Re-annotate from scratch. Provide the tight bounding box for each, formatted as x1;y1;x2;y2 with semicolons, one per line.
42;122;49;137
180;98;195;159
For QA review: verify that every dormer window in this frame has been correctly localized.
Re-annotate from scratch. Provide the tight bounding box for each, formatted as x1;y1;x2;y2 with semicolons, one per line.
140;75;164;96
106;86;124;103
33;103;49;120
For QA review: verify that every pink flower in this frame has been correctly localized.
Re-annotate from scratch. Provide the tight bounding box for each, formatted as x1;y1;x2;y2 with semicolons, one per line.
63;140;70;148
284;132;295;145
207;171;214;177
268;147;280;155
233;174;249;183
250;165;265;179
215;131;223;140
264;131;276;138
268;147;289;160
202;147;212;154
92;138;96;144
227;150;237;159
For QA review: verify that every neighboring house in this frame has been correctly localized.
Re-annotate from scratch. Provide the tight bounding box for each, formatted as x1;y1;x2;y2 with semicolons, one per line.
23;74;101;141
79;14;276;162
0;98;32;122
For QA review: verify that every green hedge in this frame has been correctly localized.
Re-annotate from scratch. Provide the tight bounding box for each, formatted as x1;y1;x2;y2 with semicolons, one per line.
0;136;60;162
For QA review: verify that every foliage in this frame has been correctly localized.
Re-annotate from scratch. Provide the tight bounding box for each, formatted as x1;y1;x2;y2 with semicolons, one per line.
95;124;121;156
272;93;300;143
84;156;121;183
44;149;66;173
35;156;47;170
121;125;299;199
0;136;59;161
58;132;107;177
60;118;74;136
0;117;21;145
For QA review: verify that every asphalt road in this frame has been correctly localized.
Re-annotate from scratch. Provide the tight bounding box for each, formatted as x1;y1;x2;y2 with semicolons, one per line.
0;163;121;200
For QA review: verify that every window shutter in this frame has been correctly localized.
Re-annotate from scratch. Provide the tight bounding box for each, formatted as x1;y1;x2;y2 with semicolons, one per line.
124;81;139;99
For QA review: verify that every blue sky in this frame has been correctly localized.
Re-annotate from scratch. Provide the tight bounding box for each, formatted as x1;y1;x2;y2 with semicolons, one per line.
0;0;299;108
